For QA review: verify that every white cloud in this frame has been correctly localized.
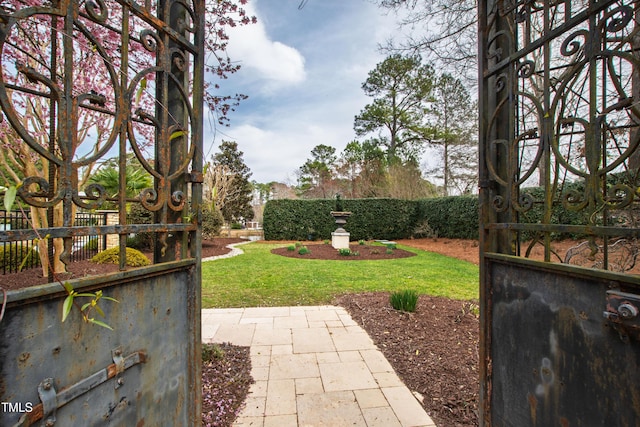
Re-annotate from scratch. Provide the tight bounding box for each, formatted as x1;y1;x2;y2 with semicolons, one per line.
226;3;306;89
228;120;353;184
207;1;419;184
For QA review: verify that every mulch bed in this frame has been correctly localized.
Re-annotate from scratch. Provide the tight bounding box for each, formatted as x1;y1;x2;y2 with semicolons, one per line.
334;292;479;427
201;342;253;427
270;242;417;260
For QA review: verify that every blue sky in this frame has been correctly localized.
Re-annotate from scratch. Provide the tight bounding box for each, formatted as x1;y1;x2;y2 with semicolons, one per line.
203;0;408;184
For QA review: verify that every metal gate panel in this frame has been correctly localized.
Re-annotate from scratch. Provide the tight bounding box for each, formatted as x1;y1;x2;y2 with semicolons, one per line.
480;0;640;424
1;261;197;426
487;255;640;426
0;0;205;424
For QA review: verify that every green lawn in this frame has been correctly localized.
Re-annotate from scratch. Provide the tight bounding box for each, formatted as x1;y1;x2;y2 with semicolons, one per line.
201;242;479;308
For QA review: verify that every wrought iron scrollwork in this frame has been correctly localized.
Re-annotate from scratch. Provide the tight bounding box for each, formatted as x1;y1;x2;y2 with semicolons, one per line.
481;0;640;270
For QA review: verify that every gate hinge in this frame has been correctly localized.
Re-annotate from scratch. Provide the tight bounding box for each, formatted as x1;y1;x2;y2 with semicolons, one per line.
13;350;146;427
186;171;204;183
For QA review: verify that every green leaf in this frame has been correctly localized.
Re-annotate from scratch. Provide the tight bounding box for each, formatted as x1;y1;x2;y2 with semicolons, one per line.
135;77;147;104
81;302;92;311
88;318;114;330
169;130;186;141
102;296;119;303
63;282;74;293
62;295;74;322
94;305;105;318
18;247;37;272
3;185;17;211
75;292;96;298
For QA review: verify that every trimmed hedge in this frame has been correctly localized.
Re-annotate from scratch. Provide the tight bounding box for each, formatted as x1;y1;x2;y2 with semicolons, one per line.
263;178;628;242
415;196;479;240
263;197;477;241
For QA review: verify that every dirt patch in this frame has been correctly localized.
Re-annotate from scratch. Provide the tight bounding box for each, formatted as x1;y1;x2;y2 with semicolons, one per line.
397;238;481;265
202;342;253;427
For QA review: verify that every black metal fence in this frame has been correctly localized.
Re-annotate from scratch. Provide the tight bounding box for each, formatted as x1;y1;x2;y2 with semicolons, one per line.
0;210;108;274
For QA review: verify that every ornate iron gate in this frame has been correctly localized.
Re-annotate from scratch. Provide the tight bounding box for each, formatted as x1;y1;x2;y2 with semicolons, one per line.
479;0;640;425
0;0;204;424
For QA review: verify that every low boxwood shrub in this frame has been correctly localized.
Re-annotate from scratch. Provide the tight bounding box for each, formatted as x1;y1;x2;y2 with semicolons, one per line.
338;248;351;256
0;243;40;271
91;247;151;267
298;246;311;255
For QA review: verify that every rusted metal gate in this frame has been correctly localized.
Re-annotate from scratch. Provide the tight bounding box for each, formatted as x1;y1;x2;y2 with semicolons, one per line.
479;0;640;425
0;0;204;425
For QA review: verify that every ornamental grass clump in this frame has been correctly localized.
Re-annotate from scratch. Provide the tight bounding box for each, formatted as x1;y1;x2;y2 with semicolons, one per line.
91;247;151;267
390;290;419;313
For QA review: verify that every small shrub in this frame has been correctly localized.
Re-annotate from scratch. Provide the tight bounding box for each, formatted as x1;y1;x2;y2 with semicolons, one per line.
231;222;243;229
462;302;480;318
202;343;225;362
371;248;380;255
295;241;302;248
385;248;394;255
352;251;360;256
298;246;311;255
127;203;154;250
390;290;419;312
338;248;351;256
287;245;296;251
0;244;40;271
202;207;224;239
412;220;438;239
323;239;330;245
358;239;365;245
386;243;397;250
91;247;151;267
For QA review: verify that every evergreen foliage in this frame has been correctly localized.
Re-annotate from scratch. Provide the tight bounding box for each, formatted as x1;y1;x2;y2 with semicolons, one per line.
202;207;225;239
211;141;254;223
91;247;151;267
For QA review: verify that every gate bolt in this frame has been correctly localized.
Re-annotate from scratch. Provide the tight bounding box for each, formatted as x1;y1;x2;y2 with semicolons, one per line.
117;378;124;386
619;303;638;319
45;418;55;427
42;379;52;391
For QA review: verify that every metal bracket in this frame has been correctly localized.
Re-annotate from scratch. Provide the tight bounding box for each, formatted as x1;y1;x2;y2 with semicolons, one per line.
112;347;125;389
13;350;146;427
604;290;640;342
37;378;56;427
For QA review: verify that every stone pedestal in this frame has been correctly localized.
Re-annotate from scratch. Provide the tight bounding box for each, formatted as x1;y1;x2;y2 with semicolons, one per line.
331;231;350;250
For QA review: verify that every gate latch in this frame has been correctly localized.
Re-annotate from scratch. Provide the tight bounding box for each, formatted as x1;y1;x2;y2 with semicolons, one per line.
13;349;146;427
604;290;640;342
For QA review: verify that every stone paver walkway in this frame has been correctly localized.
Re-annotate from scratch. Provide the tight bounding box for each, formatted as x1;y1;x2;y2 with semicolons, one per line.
202;305;436;427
